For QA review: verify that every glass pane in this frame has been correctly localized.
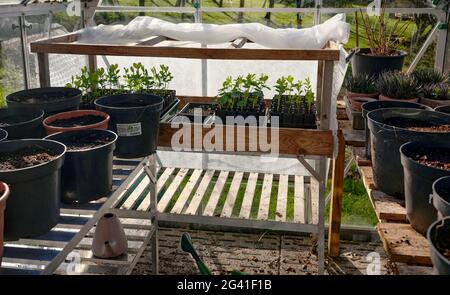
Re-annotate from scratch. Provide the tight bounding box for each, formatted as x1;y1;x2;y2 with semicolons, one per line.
25;13;86;88
0;16;25;106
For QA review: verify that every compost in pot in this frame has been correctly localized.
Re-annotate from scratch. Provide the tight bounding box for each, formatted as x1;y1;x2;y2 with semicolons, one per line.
51;115;105;128
43;109;110;136
0;139;66;240
0;145;58;170
46;129;117;204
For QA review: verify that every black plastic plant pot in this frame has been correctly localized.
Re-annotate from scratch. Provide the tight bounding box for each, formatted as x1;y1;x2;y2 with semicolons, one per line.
400;141;450;235
0;108;44;139
427;217;450;275
435;105;450;115
362;101;430;158
351;48;407;78
432;176;450;219
0;129;7;142
367;108;450;198
95;94;164;158
6;87;81;117
45;129;117;204
0;139;66;240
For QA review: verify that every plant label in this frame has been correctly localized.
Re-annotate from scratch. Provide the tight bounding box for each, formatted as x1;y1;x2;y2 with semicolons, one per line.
116;123;142;137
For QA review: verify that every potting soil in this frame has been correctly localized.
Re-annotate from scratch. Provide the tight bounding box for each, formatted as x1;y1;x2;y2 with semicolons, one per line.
0;146;58;170
50;115;105;128
57;133;115;151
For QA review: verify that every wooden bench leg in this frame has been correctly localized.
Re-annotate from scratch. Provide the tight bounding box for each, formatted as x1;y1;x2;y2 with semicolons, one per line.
328;130;345;257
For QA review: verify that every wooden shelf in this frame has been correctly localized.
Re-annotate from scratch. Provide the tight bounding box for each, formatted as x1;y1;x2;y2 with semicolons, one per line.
378;223;431;266
351;147;433;268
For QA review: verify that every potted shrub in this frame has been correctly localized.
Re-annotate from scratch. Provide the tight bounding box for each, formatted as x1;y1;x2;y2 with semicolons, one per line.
377;71;419;102
413;68;448;85
215;73;269;125
400;141;450;235
0;139;66;240
427;217;450;275
270;76;316;129
351;7;408;77
0;108;44;139
45;129;117;204
95;94;164;158
6;87;81;117
0;181;9;264
432;176;450;219
344;74;378;111
367;108;450;198
361;100;429;158
43;109;110;135
420;83;450;108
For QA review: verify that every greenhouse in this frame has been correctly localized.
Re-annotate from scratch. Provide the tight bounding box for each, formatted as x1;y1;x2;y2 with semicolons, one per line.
0;0;449;277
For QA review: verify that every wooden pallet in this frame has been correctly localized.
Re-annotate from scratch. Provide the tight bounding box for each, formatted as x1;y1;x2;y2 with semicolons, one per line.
352;147;434;270
0;158;147;275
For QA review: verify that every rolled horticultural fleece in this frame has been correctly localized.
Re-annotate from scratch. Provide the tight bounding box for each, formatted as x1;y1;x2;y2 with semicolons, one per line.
78;14;349;49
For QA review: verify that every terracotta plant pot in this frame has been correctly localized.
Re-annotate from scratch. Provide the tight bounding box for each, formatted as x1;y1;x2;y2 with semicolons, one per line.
0;181;9;264
346;91;379;100
420;97;450;109
92;212;127;259
347;96;376;111
43;110;110;135
379;94;419;103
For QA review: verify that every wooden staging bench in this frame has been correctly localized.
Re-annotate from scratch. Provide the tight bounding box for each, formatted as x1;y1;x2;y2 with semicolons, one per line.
337;98;434;275
28;34;347;275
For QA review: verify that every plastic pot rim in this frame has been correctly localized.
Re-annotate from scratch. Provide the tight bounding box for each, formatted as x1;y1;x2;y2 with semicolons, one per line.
354;48;408;59
43;110;110;133
0;109;44;128
0;129;8;142
0;139;66;173
367;108;450;135
0;181;9;204
6;87;82;105
94;94;164;111
45;129;118;154
427;217;450;265
433;176;450;208
400;141;450;174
